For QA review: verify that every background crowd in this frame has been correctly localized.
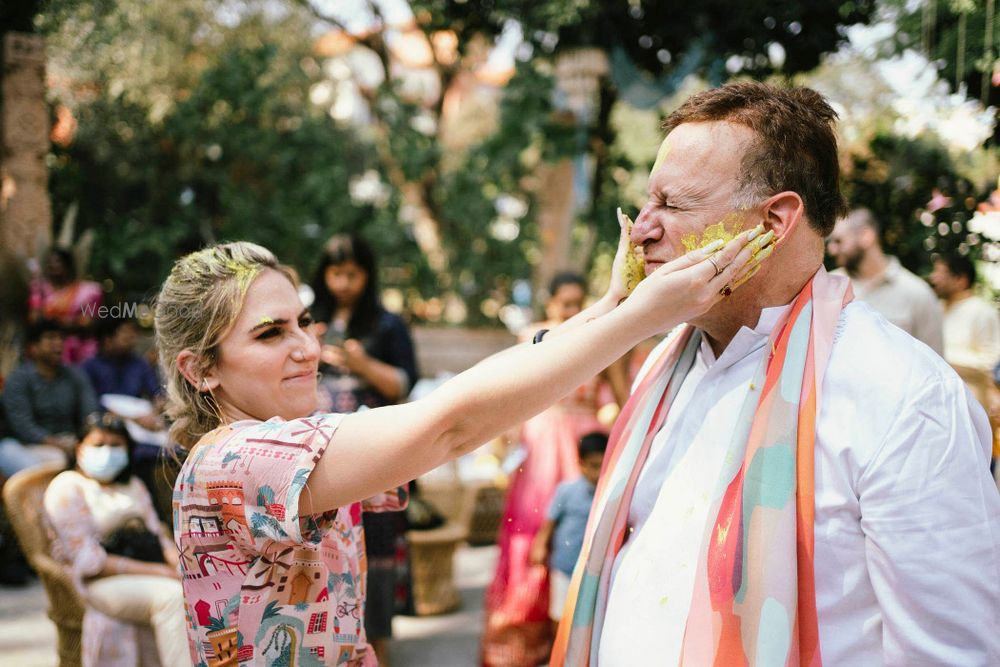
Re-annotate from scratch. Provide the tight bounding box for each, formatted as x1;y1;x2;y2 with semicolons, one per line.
2;1;1000;665
1;210;997;665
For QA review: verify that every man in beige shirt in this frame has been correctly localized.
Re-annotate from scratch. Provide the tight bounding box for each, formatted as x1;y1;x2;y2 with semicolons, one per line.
827;207;944;354
930;253;1000;478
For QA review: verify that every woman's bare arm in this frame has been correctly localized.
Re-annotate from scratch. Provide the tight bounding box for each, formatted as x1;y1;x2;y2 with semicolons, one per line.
300;230;757;515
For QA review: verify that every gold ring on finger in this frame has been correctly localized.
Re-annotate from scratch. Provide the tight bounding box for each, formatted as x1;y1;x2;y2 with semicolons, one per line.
708;256;723;277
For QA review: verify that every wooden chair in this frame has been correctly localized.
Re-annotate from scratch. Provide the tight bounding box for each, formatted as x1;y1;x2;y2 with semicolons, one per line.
2;462;83;667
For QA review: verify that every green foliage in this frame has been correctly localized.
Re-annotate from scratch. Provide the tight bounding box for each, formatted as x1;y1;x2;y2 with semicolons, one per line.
434;62;577;315
414;0;873;77
40;0;874;326
844;133;985;275
891;0;1000;105
412;0;872;317
47;36;421;303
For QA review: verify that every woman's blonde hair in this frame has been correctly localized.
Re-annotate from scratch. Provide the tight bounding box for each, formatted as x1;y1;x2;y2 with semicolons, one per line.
154;242;296;448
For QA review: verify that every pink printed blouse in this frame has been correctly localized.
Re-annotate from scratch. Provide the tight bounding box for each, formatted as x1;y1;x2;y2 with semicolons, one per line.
173;414;407;666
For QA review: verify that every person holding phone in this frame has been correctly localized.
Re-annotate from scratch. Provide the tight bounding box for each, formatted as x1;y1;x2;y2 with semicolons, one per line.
308;234;418;664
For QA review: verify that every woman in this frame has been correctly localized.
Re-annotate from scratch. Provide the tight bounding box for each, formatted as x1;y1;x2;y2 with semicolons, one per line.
482;272;616;667
28;247;102;364
310;234;418;664
44;412;190;667
156;224;757;665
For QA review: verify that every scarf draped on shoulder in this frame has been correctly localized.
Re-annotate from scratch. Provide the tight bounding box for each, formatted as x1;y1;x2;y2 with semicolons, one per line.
551;268;852;667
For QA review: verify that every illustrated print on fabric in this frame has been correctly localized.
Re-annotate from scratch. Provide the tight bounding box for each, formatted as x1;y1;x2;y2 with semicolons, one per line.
255;607;325;667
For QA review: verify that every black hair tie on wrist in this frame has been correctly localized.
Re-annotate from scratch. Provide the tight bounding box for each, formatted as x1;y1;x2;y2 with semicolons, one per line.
532;328;550;344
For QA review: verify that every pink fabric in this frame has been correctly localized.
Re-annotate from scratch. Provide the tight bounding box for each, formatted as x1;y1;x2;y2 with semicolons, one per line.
482;382;606;667
175;414;406;667
28;279;102;363
44;471;171;666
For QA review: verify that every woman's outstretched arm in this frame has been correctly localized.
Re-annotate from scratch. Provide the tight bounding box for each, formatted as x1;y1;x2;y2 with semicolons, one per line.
301;229;760;514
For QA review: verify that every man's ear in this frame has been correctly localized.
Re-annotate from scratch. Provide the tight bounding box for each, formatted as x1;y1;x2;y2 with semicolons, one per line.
759;191;805;244
176;350;219;393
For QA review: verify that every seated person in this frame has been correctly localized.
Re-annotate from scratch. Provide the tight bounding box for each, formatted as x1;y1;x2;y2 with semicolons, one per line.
81;317;162;406
531;431;608;629
1;319;97;468
0;403;44;586
44;412;190;667
82;317;171;517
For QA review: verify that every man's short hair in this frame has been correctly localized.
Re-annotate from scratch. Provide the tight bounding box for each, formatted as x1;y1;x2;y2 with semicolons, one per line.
845;207;881;235
25;318;64;344
94;317;136;343
662;81;847;236
937;253;976;288
579;431;609;458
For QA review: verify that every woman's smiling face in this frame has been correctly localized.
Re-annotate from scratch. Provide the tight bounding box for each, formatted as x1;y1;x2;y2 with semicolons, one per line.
206;269;322;423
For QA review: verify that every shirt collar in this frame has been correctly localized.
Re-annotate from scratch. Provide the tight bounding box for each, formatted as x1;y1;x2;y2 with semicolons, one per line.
871;256;902;287
698;302;792;370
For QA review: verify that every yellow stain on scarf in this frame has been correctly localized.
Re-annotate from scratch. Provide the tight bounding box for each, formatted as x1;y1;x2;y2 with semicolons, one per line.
716;520;731;545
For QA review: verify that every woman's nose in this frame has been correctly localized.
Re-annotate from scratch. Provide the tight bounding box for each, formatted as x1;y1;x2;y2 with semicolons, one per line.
297;328;321;360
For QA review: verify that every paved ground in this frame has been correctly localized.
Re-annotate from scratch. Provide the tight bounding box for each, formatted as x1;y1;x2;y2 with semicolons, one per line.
0;544;498;667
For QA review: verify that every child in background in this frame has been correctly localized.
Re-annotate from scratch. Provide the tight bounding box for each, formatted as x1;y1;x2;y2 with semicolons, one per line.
530;432;608;627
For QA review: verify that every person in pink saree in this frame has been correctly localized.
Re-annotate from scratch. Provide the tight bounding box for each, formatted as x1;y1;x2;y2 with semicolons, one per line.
482;272;614;667
28;248;102;364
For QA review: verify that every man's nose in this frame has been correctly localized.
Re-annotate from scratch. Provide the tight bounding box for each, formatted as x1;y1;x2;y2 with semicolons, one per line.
631;204;663;245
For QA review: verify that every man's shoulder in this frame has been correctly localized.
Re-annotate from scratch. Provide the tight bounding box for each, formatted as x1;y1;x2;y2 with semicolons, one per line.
830;301;956;395
5;361;33;380
79;355;105;373
821;302;975;465
837;300;948;361
553;477;578;495
958;294;999;320
61;363;91;385
888;260;937;301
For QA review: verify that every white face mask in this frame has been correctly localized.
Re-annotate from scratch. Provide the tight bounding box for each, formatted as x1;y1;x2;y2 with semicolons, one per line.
78;445;129;483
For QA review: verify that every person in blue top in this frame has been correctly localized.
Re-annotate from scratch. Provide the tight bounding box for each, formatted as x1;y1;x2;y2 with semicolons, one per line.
81;317;162;403
530;431;608;629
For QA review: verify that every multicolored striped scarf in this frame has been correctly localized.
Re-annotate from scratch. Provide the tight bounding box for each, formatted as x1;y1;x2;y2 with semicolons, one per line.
551;269;852;666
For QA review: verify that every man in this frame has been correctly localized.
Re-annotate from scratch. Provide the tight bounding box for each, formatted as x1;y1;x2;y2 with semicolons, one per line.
81;317;162;402
930;254;1000;477
826;207;944;354
552;82;998;666
1;319;97;468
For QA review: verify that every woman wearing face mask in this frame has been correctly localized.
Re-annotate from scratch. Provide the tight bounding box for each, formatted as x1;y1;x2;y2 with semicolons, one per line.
44;413;191;667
